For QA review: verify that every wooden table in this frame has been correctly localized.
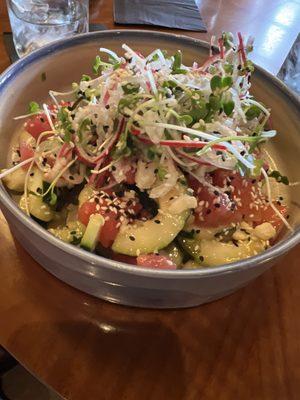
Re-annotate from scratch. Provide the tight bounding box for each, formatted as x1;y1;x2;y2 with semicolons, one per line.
1;1;300;399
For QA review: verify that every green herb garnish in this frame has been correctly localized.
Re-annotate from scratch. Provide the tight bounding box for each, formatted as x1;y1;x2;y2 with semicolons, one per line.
268;170;289;185
122;83;140;95
57;107;73;142
246;105;261;120
172;51;187;74
28;101;40;114
157;166;167;180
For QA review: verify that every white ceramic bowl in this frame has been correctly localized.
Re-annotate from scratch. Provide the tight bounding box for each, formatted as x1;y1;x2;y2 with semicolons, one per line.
0;30;299;308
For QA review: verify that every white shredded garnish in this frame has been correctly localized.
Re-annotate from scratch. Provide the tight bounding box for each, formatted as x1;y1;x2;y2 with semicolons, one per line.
144;122;254;169
146;69;158;95
0;157;34;179
43;103;56;132
261;168;292;231
99;47;121;62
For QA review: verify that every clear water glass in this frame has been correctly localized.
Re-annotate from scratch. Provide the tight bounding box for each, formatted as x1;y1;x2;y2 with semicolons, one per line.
7;0;89;58
278;34;300;96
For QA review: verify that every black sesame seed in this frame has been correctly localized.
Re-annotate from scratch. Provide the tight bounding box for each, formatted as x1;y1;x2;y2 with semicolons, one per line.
199;256;204;262
111;165;116;171
154;220;161;224
129;235;135;241
195;229;200;233
214;203;221;208
69;176;74;180
40;117;45;123
240;151;245;156
213;190;219;196
30;172;34;177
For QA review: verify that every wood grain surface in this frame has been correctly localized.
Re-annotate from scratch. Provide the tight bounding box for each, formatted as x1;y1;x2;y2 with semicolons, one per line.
0;1;300;399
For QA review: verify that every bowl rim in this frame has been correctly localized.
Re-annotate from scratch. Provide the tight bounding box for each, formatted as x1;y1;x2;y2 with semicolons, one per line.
0;29;299;279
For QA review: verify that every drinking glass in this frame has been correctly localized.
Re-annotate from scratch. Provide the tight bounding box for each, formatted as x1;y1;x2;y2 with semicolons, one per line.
7;0;89;58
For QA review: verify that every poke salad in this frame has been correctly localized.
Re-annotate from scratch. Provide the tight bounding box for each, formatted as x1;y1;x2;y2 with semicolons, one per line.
0;32;293;270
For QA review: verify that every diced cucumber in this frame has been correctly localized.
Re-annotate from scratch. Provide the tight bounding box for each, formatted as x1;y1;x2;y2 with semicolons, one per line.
199;238;267;267
183;260;203;269
48;221;86;244
3;168;27;192
3;130;36;192
160;242;183;267
18;167;54;221
19;193;54;222
178;235;267;267
113;211;188;256
112;184;190;256
27;167;44;195
177;236;204;264
78;185;96;207
47;209;68;229
80;214;105;252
